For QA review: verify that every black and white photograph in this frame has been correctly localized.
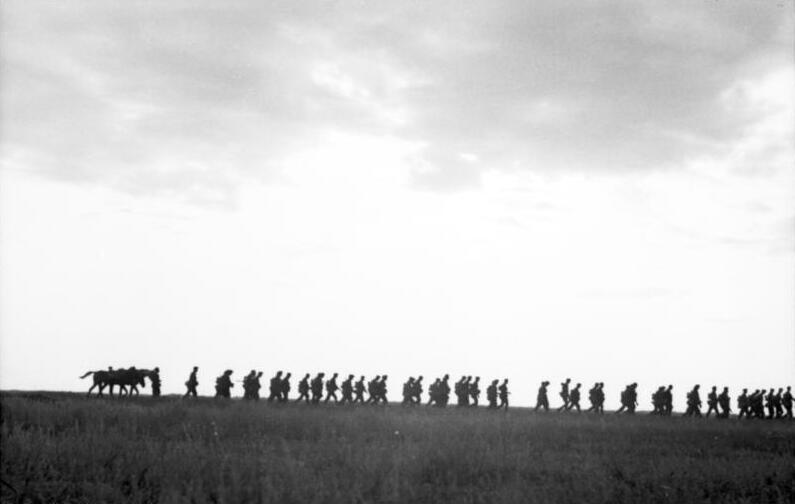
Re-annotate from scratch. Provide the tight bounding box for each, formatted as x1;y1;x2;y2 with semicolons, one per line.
1;1;793;502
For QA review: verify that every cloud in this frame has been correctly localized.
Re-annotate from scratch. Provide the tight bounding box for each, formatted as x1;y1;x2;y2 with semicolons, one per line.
0;1;792;199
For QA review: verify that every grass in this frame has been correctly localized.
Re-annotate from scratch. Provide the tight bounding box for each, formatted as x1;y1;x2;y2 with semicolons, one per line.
2;391;794;503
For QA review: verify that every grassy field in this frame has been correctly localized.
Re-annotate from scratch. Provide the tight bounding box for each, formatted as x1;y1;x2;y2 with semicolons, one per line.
1;392;794;503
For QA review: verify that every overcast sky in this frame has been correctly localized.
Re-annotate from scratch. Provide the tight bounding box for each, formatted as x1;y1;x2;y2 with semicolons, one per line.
1;1;793;408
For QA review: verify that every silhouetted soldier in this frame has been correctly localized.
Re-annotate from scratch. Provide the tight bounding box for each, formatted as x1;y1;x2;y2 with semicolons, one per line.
469;377;481;407
717;387;731;418
705;386;719;418
268;371;283;402
375;375;388;404
279;372;291;402
215;370;234;398
498;379;509;409
427;378;440;406
242;370;256;400
751;389;765;418
783;386;793;419
586;383;599;412
765;388;776;419
616;383;637;414
774;388;784;418
150;367;161;397
558;378;571;411
662;385;673;415
402;377;415;405
439;375;451;407
366;375;380;404
568;383;581;412
324;373;339;403
737;388;749;418
184;366;199;398
486;380;498;408
340;374;354;404
354;376;366;404
253;371;263;400
296;373;311;403
535;381;550;411
455;376;467;406
651;386;665;414
412;376;424;404
310;373;325;404
684;385;702;417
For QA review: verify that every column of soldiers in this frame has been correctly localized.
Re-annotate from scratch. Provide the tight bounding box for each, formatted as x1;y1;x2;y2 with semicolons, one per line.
170;367;794;419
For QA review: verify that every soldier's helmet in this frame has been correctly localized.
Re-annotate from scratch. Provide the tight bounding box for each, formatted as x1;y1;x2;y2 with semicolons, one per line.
276;371;282;377
348;374;354;379
193;366;199;371
711;386;716;391
154;367;160;372
383;375;388;380
492;379;498;385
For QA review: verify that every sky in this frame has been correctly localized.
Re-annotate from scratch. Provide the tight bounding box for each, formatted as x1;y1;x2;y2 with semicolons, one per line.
1;1;793;408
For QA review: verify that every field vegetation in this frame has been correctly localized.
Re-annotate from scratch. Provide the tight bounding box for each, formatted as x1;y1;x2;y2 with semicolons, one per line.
2;392;794;503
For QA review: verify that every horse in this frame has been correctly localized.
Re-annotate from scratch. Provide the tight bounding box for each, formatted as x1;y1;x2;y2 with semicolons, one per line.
80;368;147;397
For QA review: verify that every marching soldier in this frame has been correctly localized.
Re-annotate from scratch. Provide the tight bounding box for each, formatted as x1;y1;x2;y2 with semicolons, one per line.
353;376;366;404
214;370;234;398
184;366;199;398
412;376;424;404
340;374;354;404
684;385;702;417
242;370;256;400
705;386;719;418
366;376;381;404
324;373;339;403
737;388;749;418
469;377;481;407
783;386;793;419
498;379;510;409
568;383;581;412
535;381;550;411
296;373;311;403
427;378;440;406
402;377;415;405
268;371;283;402
616;383;637;414
310;373;325;404
486;380;498;408
279;372;291;402
662;385;673;415
558;378;571;411
150;367;161;397
717;387;731;418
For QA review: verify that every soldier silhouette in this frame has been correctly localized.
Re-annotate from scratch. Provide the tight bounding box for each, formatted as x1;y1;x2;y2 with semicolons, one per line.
366;376;380;404
535;381;550;411
737;388;749;418
412;376;424;404
717;387;731;418
253;371;263;400
774;388;784;418
375;375;389;405
498;379;509;409
783;386;793;419
150;367;161;397
279;372;291;402
558;378;571;411
184;366;199;398
684;385;702;417
427;378;440;406
242;370;256;400
353;376;366;404
402;377;415;405
296;373;311;403
469;377;481;407
616;383;637;414
268;371;283;402
568;383;581;412
340;374;354;404
214;370;234;398
651;386;665;414
705;386;719;418
486;380;498;408
310;373;325;404
439;374;451;407
586;382;599;412
455;376;466;406
662;385;673;415
324;373;340;403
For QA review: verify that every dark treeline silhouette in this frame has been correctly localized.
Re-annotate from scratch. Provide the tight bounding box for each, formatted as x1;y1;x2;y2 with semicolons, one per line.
78;366;794;420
